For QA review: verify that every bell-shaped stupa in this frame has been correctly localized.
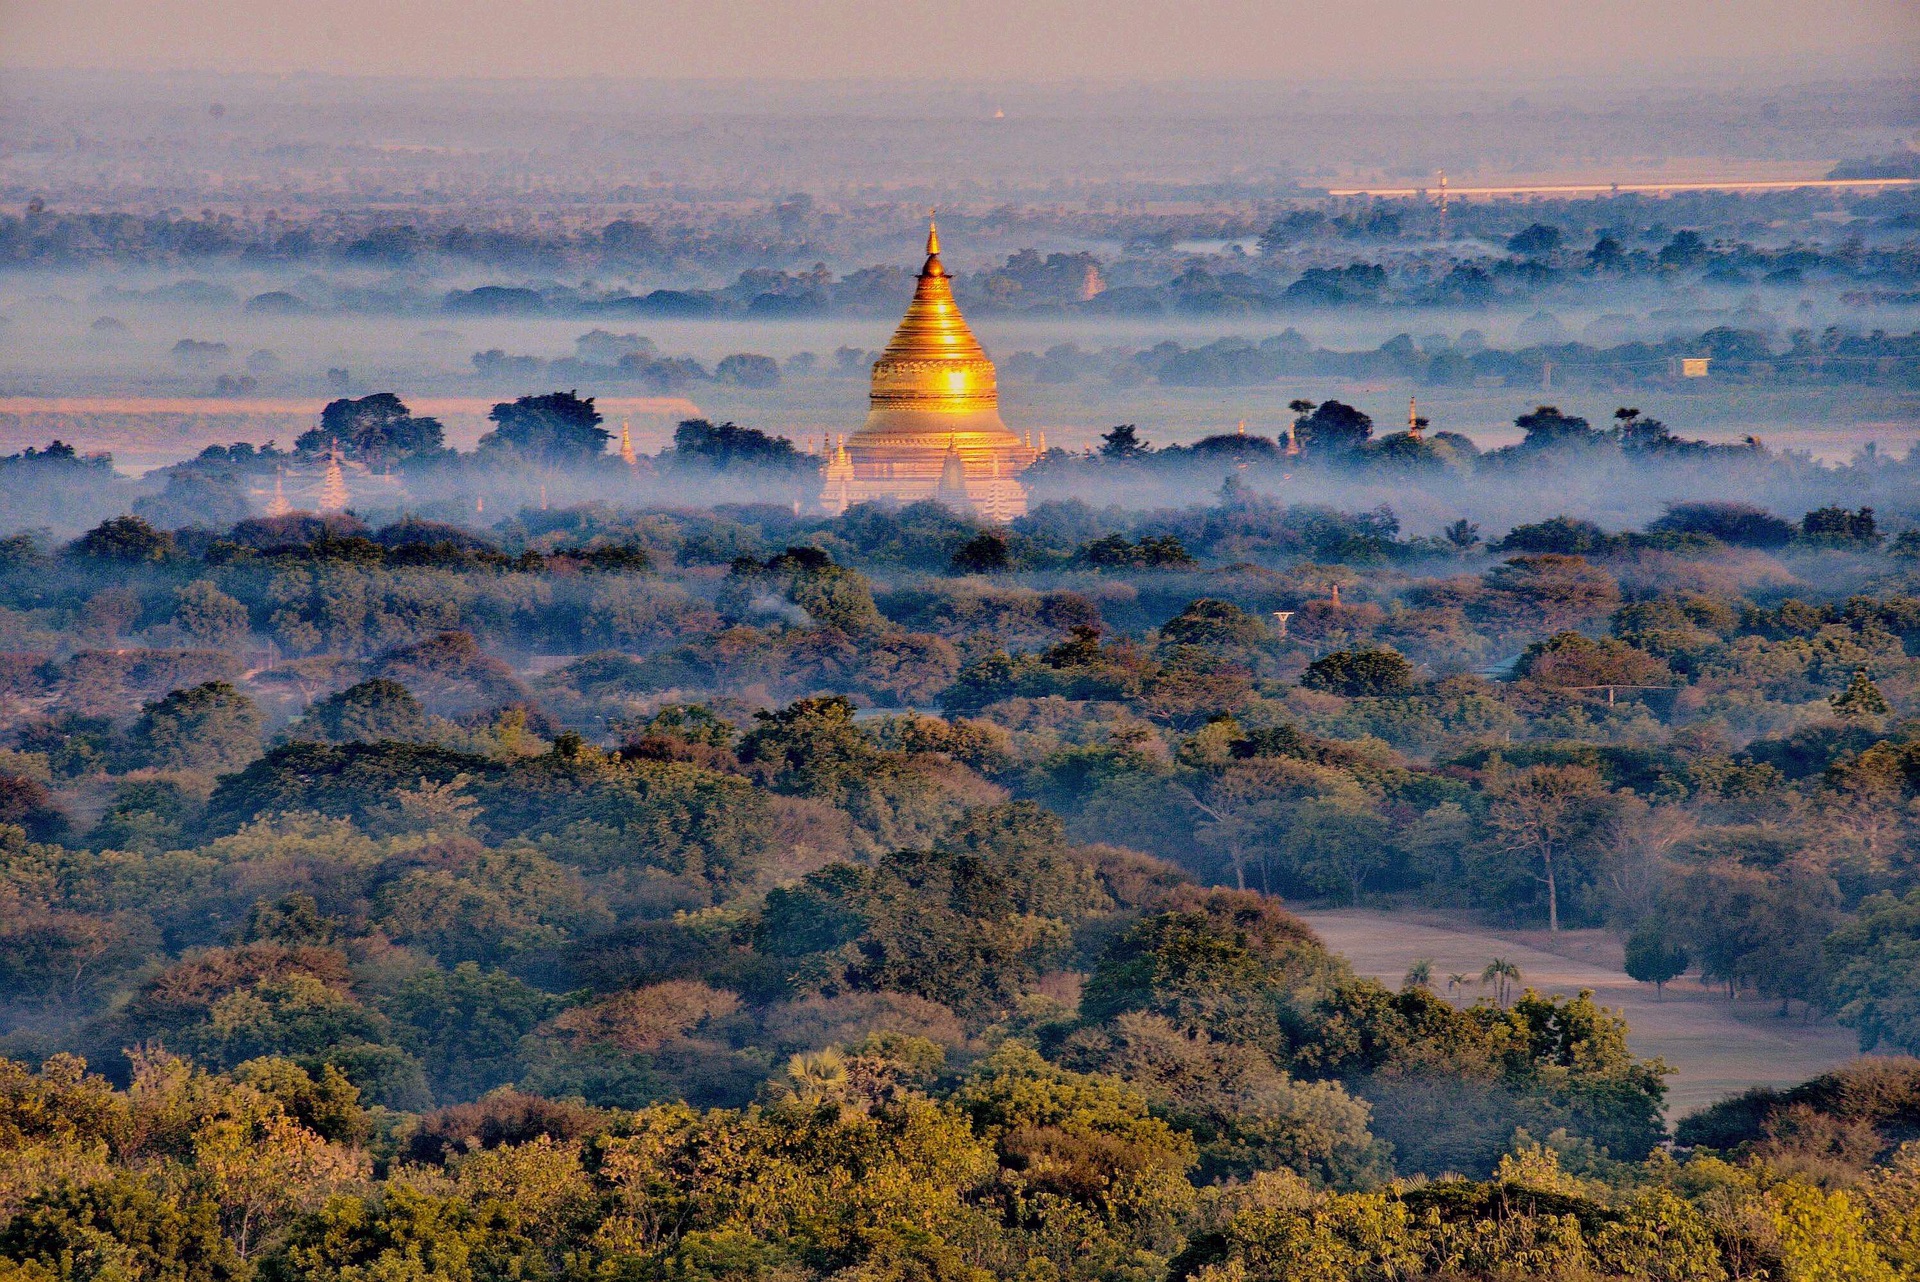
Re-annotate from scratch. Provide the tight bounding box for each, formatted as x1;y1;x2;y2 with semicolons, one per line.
820;220;1036;520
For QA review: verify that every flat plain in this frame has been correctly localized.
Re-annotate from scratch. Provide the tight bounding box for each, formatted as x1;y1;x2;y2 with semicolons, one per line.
1299;907;1864;1118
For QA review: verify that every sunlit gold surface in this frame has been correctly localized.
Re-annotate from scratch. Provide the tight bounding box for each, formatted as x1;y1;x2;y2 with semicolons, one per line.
828;221;1036;519
867;222;997;414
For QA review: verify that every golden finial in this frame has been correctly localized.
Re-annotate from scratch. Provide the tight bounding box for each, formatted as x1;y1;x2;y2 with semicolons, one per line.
926;211;940;257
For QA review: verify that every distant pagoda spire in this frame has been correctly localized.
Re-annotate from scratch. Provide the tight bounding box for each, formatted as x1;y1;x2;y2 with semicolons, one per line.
934;435;971;513
264;469;291;517
318;441;349;513
819;433;855;515
619;419;637;466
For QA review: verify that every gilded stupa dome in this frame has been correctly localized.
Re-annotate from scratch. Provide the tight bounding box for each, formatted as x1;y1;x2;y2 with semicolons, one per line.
867;221;999;415
821;221;1036;521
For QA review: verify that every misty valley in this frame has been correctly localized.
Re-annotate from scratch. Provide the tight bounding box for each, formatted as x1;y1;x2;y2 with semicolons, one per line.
1;68;1919;1282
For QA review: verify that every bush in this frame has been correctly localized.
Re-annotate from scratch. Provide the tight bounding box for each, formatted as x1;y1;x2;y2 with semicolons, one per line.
1497;516;1612;555
1301;648;1417;698
1651;501;1794;547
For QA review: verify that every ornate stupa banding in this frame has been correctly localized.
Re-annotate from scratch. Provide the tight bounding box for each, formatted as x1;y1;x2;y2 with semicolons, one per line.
820;221;1036;521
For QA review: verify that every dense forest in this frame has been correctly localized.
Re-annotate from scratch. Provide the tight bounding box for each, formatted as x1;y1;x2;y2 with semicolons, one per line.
3;417;1920;1277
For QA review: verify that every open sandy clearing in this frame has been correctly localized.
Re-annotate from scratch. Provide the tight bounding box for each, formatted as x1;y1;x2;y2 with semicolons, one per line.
1299;908;1864;1118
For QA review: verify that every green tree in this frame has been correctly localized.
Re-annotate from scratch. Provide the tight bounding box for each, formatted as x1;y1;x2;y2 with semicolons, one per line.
1671;861;1842;1012
173;580;251;649
737;695;876;798
1831;669;1892;722
1443;518;1481;551
1293;400;1373;453
1081;888;1339;1048
956;1043;1198;1249
232;1057;370;1145
300;678;429;743
127;681;264;771
719;548;887;634
1484;764;1612;932
670;418;805;470
1801;506;1880;547
373;844;611;968
1280;795;1395;905
299;393;447;469
478;391;609;463
1623;921;1689;998
1066;1012;1387;1186
384;963;564;1101
1300;648;1416;698
0;772;68;843
164;968;393;1070
1513;405;1603;450
1507;223;1562;257
1825;889;1920;1054
240;893;340;946
71;515;174;563
949;532;1012;574
1513;630;1671;689
713;354;781;388
0;1174;248;1282
1477;554;1622;636
1161;599;1267;649
1100;424;1150;458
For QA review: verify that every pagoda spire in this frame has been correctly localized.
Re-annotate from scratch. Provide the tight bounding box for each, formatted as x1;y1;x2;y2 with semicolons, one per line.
318;440;349;513
935;434;971;514
870;219;990;404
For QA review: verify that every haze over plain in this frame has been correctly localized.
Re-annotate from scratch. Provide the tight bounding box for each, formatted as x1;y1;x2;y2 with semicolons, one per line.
7;0;1918;80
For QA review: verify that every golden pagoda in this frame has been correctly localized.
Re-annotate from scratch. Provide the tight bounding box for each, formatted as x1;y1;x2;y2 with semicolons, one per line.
821;220;1036;520
318;442;350;513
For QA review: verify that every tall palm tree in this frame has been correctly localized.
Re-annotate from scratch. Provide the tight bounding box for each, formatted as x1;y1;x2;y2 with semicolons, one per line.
1403;959;1434;991
1482;958;1523;1007
1447;973;1474;1004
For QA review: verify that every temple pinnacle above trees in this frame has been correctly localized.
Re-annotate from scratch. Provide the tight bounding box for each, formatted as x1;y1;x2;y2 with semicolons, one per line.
820;220;1036;521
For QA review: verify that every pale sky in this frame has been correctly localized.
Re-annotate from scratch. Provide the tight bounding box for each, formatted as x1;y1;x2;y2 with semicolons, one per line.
3;0;1916;81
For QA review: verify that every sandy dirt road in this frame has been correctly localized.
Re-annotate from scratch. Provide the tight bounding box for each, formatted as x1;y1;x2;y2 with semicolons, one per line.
1299;908;1863;1117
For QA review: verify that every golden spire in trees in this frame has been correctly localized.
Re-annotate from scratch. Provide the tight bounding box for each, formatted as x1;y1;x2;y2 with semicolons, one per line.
821;223;1036;519
318;441;349;513
265;469;291;517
